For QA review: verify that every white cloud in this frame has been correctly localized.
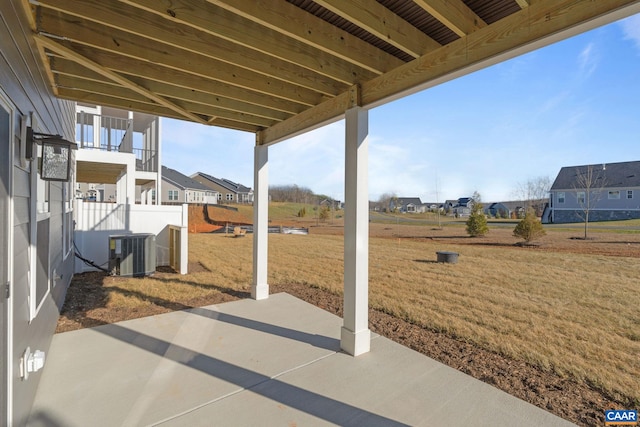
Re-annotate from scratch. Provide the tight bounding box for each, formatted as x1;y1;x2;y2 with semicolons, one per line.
577;42;598;80
619;13;640;52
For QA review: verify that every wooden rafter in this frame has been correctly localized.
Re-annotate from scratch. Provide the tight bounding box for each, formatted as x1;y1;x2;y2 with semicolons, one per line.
37;0;359;91
20;0;640;144
35;34;209;124
50;55;306;117
313;0;440;58
205;0;404;73
412;0;487;37
120;0;387;80
261;0;640;144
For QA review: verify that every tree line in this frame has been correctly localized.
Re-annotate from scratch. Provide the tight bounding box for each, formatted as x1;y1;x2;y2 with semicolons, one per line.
269;184;334;204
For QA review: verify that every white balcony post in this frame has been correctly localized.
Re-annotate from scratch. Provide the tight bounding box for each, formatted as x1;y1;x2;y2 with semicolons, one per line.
341;106;371;356
252;144;269;300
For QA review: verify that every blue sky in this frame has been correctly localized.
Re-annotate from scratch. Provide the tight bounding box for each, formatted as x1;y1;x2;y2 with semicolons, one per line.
162;13;640;203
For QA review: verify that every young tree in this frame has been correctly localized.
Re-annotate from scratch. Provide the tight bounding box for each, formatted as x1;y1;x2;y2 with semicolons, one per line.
513;208;546;243
574;165;606;239
466;192;488;237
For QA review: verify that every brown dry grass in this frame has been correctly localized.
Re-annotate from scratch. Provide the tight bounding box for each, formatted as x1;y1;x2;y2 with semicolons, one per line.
188;230;640;405
62;220;640;407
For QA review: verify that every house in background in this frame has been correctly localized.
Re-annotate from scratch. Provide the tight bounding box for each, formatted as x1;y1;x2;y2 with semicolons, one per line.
191;172;254;204
389;197;425;213
162;166;218;205
484;202;511;218
548;161;640;223
450;197;474;217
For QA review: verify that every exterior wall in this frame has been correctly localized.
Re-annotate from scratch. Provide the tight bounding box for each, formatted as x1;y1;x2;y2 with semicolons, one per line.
550;187;640;223
1;2;76;425
160;181;217;204
74;201;188;273
191;174;252;204
162;180;183;204
552;208;640;223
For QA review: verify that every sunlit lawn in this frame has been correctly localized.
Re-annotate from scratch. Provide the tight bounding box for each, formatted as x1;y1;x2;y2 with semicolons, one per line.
190;232;640;405
103;230;639;406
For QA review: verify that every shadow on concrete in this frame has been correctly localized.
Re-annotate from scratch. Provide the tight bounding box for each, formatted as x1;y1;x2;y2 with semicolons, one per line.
92;322;409;427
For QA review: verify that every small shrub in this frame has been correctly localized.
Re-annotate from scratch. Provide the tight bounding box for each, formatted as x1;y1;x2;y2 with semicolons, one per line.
466;202;488;237
297;207;306;217
513;209;546;243
319;206;330;221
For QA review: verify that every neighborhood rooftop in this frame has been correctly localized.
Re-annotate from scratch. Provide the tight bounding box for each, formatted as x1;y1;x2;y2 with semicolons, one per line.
162;166;213;192
193;172;252;193
551;160;640;189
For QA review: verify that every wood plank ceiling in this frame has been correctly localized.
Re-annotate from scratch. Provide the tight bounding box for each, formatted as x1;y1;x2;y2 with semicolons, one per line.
22;0;640;145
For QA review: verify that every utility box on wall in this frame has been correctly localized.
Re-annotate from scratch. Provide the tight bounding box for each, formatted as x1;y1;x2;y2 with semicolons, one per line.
108;233;156;277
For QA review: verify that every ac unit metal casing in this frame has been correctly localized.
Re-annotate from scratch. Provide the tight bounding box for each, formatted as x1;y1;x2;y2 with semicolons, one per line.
108;233;156;277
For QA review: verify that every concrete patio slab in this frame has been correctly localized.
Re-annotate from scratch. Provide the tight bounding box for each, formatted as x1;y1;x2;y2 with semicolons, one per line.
28;293;575;427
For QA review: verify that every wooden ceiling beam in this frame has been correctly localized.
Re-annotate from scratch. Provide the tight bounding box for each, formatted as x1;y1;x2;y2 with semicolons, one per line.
35;34;209;124
50;55;307;116
261;0;639;145
36;10;327;106
313;0;440;58
258;85;361;146
54;74;283;127
205;0;405;73
119;0;381;82
57;88;261;133
51;56;303;120
362;0;640;107
412;0;486;37
36;0;356;92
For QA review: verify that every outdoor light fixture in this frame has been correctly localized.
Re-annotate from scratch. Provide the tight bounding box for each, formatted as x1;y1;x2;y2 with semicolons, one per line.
27;127;77;182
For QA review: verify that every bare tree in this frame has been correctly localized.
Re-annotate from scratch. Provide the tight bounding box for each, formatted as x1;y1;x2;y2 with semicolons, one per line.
377;192;397;212
513;176;552;216
573;165;606;239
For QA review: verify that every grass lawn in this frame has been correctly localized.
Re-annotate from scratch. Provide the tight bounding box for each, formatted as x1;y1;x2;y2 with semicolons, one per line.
69;217;640;408
188;231;640;406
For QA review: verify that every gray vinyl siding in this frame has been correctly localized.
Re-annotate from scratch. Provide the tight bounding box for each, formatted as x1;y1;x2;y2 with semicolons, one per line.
552;188;640;210
0;88;10;426
550;187;640;223
1;1;76;425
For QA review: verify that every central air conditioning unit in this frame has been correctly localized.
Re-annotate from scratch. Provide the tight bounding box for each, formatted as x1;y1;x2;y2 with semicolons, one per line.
108;233;156;277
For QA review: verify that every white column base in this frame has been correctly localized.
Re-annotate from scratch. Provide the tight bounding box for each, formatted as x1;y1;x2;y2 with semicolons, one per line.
340;326;370;356
251;283;269;300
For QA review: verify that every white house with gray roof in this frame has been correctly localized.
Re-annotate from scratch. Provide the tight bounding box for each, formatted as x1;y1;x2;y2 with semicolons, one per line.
548;161;640;223
191;172;253;204
162;166;218;205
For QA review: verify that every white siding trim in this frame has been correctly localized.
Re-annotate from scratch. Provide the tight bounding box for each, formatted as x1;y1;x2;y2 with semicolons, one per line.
1;88;14;425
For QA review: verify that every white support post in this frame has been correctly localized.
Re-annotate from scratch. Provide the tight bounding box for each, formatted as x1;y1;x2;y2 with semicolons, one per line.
252;144;269;300
180;203;189;275
341;107;371;356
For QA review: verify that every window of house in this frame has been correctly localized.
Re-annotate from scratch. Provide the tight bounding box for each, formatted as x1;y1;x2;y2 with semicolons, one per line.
217;193;222;201
557;192;565;203
577;192;585;204
608;190;620;199
627;190;633;199
226;193;233;201
168;190;179;201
